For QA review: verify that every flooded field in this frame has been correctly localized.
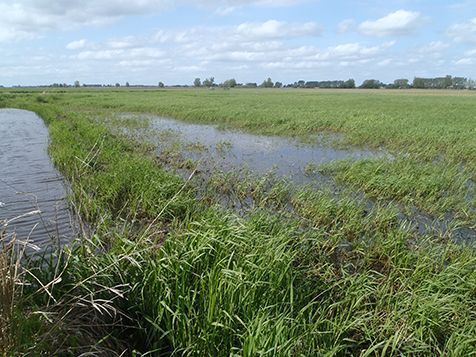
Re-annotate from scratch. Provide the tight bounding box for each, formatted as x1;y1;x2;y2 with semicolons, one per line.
117;114;475;242
0;109;73;249
123;114;388;183
2;88;476;356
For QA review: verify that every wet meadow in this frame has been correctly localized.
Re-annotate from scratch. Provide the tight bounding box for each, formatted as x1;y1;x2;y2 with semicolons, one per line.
1;88;475;355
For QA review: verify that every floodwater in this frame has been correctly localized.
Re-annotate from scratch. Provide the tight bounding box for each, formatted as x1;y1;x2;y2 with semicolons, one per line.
146;116;387;183
136;115;474;242
0;109;73;250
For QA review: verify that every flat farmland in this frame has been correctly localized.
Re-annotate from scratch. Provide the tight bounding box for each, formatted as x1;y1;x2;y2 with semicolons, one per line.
1;88;476;355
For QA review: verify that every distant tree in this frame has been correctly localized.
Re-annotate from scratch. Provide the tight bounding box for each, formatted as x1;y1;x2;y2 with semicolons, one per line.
305;81;320;88
222;78;237;88
202;77;215;88
115;83;120;87
261;77;274;88
443;75;452;89
244;83;257;88
413;76;454;89
125;82;130;87
343;79;356;88
158;82;165;88
305;80;354;89
274;81;283;88
412;77;425;89
467;78;476;90
393;79;409;89
193;78;201;87
360;79;382;89
74;80;80;88
451;77;466;89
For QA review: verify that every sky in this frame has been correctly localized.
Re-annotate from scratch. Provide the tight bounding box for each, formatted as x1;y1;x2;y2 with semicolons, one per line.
0;0;475;86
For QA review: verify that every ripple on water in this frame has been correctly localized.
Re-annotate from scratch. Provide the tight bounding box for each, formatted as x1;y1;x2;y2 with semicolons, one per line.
0;109;73;249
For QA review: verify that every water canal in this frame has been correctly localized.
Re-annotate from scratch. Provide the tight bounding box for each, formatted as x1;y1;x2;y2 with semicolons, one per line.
0;109;73;249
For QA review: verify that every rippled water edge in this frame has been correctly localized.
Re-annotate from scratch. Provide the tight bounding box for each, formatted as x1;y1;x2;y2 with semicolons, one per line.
0;109;74;251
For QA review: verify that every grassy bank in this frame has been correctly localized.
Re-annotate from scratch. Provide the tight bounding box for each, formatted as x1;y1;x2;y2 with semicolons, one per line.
1;89;476;355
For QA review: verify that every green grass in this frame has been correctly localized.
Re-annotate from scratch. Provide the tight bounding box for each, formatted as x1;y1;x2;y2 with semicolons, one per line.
321;158;473;224
0;88;475;355
5;87;475;220
35;88;476;163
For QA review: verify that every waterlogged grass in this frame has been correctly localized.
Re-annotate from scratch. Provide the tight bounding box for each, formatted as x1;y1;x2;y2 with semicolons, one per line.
37;106;196;224
8;87;475;217
0;89;476;355
322;158;474;224
30;88;476;164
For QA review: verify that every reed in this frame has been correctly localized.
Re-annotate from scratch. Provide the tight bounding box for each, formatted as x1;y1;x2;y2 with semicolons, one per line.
0;232;16;354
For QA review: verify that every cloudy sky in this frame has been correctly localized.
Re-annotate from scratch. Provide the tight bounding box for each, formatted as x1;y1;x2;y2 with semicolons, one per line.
1;0;475;86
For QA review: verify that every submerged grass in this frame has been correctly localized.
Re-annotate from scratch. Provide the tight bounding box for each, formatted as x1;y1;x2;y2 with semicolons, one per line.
321;158;474;224
0;89;475;355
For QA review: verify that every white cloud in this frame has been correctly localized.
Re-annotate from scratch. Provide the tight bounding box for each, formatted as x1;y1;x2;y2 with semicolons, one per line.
418;41;450;53
214;6;238;15
236;20;321;39
359;10;422;36
454;58;473;65
76;47;164;60
66;39;87;50
465;48;476;56
57;21;394;82
337;19;355;33
202;0;304;15
447;18;476;43
1;2;474;86
328;43;380;57
77;49;123;60
198;0;303;8
0;0;171;42
377;59;392;66
0;0;307;42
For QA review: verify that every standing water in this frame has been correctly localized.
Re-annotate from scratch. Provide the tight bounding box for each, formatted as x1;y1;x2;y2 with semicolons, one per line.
145;116;387;183
117;114;475;242
0;109;73;249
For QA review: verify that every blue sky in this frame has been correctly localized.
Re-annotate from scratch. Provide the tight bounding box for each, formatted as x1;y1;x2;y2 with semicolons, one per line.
0;0;475;86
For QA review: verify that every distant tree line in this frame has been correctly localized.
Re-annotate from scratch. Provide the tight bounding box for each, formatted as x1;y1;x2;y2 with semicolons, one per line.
43;81;168;88
411;76;473;89
9;75;475;90
360;76;475;90
298;79;356;89
281;75;475;90
281;79;355;88
360;79;382;89
192;77;281;89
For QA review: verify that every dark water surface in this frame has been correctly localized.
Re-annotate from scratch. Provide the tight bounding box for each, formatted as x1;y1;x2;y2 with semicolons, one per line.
0;109;73;249
147;116;387;183
116;114;475;242
144;115;475;242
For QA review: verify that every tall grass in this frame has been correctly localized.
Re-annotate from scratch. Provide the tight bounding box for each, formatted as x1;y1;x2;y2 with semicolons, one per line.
0;233;16;354
18;208;476;355
1;89;475;355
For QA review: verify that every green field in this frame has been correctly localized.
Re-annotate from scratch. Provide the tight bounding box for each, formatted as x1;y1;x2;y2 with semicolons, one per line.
1;88;476;355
